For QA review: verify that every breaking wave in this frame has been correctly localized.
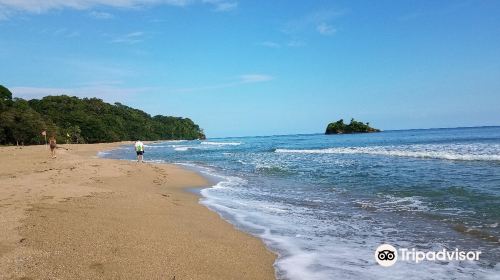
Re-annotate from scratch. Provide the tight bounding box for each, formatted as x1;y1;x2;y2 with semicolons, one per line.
275;144;500;161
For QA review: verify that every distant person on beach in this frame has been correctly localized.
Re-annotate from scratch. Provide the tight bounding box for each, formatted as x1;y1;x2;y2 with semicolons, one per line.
135;140;145;163
49;136;57;158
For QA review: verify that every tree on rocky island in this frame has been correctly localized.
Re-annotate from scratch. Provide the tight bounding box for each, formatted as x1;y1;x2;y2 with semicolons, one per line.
325;118;380;134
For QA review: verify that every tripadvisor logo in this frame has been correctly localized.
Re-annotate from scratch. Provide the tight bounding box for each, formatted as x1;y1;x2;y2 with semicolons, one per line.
375;244;481;267
375;244;397;267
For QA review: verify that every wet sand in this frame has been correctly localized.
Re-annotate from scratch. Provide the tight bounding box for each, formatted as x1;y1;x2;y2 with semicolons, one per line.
0;143;276;279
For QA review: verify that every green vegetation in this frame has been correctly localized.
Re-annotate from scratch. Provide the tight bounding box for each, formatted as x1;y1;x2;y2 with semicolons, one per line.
325;118;380;134
0;85;205;145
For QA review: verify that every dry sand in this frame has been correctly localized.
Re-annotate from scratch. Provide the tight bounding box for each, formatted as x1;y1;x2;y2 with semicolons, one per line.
0;143;276;279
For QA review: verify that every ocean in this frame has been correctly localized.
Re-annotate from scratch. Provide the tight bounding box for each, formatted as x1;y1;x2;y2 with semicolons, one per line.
101;126;500;279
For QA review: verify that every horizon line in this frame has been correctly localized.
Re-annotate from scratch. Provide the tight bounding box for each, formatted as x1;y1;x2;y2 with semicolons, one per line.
207;125;500;139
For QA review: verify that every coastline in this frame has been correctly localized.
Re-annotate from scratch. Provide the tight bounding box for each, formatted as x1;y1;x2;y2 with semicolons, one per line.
0;143;276;279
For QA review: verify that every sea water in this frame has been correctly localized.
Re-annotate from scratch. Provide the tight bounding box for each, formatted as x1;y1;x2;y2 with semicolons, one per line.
103;127;500;279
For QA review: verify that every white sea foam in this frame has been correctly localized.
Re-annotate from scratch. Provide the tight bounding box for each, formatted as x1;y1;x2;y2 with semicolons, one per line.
172;142;241;151
275;143;500;161
355;195;431;214
162;140;187;143
143;159;166;164
143;145;171;148
200;175;500;279
97;151;110;157
188;158;500;279
381;195;429;212
201;141;242;146
97;145;130;157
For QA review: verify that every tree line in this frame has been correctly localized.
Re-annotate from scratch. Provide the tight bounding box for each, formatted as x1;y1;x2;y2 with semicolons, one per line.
0;85;205;145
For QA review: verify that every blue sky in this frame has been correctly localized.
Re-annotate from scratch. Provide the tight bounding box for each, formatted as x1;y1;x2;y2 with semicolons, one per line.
1;0;499;137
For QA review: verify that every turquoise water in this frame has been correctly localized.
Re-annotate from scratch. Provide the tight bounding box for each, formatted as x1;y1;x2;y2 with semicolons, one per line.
103;127;500;279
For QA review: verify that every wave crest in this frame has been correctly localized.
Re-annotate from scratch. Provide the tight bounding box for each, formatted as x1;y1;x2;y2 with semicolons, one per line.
275;144;500;161
201;141;242;146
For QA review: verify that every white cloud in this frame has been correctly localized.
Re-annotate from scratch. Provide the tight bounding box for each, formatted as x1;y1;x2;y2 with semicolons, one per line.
111;31;145;44
53;28;68;35
9;73;272;100
257;41;281;48
307;9;346;24
47;56;137;81
0;0;193;19
286;40;305;47
10;84;152;103
239;74;273;83
89;10;114;19
39;27;80;38
0;0;239;19
202;0;237;12
316;23;336;35
168;74;274;93
256;40;305;49
281;9;345;36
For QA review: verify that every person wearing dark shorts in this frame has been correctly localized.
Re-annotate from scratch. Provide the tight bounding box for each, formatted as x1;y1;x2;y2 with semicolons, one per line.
134;140;145;162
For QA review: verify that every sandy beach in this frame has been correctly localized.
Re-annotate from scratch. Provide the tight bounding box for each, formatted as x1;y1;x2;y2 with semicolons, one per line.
0;143;276;279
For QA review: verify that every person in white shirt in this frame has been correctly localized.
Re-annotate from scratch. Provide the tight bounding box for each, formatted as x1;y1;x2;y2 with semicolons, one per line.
134;140;145;163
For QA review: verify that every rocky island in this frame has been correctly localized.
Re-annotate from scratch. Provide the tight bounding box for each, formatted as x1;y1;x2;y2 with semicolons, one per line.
325;118;380;134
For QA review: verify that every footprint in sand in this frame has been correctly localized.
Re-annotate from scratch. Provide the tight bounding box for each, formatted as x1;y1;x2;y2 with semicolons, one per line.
153;179;163;185
89;262;105;274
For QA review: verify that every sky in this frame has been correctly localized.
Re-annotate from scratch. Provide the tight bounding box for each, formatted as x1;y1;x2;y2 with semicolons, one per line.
1;0;499;137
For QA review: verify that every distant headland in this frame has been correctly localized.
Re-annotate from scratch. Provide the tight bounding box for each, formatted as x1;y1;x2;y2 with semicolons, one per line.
325;119;380;134
0;85;205;145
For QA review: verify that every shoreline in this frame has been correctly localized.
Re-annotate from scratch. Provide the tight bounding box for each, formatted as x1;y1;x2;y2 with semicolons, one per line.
0;143;276;279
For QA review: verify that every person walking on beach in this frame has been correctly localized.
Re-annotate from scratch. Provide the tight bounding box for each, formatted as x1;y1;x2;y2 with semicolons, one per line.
135;140;145;163
49;136;57;158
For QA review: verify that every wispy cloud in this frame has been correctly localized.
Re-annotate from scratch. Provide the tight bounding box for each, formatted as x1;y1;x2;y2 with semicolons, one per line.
316;23;336;36
169;74;274;93
10;84;152;103
202;0;237;12
257;8;344;50
239;74;273;83
89;11;114;19
0;0;193;19
111;31;145;44
282;8;346;36
257;41;281;48
9;73;273;102
47;56;137;81
398;1;473;22
39;27;80;38
0;0;238;19
0;0;192;12
286;40;305;47
256;40;305;49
